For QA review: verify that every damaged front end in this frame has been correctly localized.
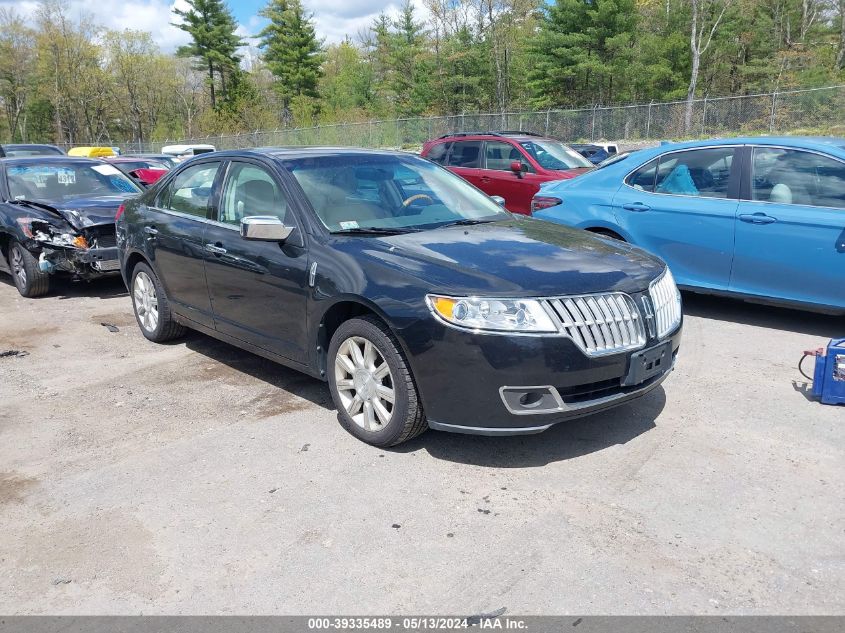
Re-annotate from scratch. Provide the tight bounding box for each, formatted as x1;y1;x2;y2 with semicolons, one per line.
16;216;120;279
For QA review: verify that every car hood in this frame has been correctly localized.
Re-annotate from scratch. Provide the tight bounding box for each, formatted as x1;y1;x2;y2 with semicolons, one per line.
345;217;666;297
44;195;132;230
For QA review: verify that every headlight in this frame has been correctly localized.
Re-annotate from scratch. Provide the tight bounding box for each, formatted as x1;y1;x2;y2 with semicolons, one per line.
426;295;557;333
16;218;86;248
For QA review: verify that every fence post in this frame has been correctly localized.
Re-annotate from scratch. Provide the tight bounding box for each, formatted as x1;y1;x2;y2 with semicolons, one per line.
701;97;708;136
769;91;779;133
545;108;551;136
590;104;597;141
646;101;653;139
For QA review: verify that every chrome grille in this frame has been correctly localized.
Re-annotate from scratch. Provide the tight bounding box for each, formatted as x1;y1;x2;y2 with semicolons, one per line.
545;293;646;357
648;268;682;339
91;259;120;272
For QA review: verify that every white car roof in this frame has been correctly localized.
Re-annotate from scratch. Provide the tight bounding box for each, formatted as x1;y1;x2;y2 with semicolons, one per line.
161;144;216;154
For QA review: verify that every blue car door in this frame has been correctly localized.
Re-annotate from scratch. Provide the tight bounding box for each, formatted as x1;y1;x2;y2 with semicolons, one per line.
611;146;741;291
729;145;845;310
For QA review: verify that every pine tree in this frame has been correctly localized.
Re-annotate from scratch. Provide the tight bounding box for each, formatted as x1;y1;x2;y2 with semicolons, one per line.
258;0;323;111
173;0;244;109
527;0;639;108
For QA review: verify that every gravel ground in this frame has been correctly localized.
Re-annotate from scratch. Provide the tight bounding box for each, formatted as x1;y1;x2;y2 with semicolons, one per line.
0;274;842;615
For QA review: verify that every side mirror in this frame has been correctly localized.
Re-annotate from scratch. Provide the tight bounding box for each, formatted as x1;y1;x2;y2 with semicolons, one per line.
240;215;293;242
510;160;528;177
490;195;506;207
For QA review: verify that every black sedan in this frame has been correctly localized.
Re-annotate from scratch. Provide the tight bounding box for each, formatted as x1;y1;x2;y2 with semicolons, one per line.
117;148;682;446
0;157;142;296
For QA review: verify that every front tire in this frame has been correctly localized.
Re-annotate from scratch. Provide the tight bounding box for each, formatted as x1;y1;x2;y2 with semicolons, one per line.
9;241;50;298
130;262;185;342
328;316;427;447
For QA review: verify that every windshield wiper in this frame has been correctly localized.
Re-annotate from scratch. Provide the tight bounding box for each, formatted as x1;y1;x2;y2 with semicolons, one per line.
332;226;422;235
437;218;498;228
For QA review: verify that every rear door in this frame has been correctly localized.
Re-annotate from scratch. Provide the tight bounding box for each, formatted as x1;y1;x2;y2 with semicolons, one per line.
444;140;484;189
481;140;544;214
730;145;845;309
144;159;224;327
611;146;741;290
203;159;310;362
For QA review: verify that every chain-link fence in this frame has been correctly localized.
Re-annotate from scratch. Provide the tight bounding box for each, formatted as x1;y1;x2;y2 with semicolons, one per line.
90;85;845;155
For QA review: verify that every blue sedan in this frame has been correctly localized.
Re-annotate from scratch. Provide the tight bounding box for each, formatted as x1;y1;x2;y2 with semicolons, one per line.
532;137;845;313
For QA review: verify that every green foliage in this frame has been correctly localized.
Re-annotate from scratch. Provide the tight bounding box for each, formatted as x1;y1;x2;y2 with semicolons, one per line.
2;0;844;143
173;0;244;108
258;0;324;109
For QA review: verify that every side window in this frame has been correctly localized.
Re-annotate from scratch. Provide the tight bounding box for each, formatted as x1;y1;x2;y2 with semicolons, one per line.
219;162;287;225
446;141;482;168
626;158;658;191
426;142;451;165
484;141;524;171
653;148;735;198
161;162;221;217
752;147;845;209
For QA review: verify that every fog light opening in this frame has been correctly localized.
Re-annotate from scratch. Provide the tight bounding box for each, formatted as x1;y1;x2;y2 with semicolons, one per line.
519;391;544;408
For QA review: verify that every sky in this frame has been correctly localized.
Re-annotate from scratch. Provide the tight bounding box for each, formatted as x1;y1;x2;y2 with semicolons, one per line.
1;0;430;51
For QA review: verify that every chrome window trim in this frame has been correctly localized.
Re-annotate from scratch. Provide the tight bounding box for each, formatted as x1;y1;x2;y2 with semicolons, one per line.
146;206;238;230
748;145;845;211
621;144;743;201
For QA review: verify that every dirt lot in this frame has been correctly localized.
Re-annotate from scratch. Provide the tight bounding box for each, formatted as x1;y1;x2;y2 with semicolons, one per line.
0;274;842;615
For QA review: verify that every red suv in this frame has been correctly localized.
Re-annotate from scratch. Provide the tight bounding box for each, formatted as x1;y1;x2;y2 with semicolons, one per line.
421;131;593;215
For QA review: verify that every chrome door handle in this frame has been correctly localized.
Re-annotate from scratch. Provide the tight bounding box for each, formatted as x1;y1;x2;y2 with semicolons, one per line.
739;213;777;225
144;226;158;235
205;244;227;255
622;202;650;212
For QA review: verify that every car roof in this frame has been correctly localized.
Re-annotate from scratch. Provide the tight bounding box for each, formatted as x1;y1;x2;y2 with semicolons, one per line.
193;147;417;161
652;136;845;153
428;131;551;143
3;143;63;150
0;156;103;166
107;156;161;163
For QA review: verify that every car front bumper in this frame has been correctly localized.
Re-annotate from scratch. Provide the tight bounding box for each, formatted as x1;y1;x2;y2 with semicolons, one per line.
41;246;121;276
398;317;682;435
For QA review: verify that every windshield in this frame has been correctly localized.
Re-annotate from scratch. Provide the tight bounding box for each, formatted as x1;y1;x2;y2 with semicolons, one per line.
6;163;142;201
520;140;593;170
596;151;636;169
285;154;509;232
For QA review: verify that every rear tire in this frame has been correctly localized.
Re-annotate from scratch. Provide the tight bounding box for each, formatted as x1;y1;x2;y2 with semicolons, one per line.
9;241;50;298
328;316;427;447
130;262;186;342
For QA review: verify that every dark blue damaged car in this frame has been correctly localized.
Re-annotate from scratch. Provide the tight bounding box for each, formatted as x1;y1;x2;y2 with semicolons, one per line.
0;157;141;297
116;148;682;447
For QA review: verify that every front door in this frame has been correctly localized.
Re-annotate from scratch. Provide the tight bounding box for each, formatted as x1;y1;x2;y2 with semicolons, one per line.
144;160;223;327
481;140;543;214
203;160;310;362
612;146;741;291
730;146;845;310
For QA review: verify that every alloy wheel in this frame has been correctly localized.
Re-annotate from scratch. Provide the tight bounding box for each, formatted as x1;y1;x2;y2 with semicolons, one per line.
133;271;159;332
334;336;395;432
11;248;26;287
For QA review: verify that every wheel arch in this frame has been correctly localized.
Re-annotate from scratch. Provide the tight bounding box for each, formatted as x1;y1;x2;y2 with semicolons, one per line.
122;249;151;284
314;296;407;380
584;226;627;241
